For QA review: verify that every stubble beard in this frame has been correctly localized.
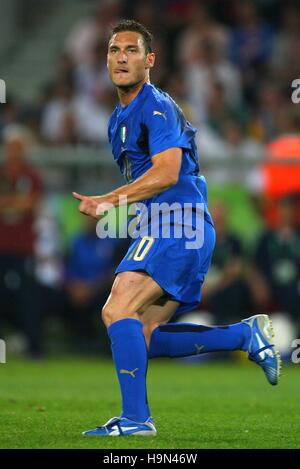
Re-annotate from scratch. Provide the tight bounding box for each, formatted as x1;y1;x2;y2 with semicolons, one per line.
116;83;137;92
115;78;144;93
113;70;146;93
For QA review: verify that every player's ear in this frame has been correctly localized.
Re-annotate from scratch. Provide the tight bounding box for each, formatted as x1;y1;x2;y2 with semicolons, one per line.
145;52;155;70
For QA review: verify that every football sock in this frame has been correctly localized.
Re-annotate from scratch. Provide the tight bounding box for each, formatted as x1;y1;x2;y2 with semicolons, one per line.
108;318;150;422
148;322;251;358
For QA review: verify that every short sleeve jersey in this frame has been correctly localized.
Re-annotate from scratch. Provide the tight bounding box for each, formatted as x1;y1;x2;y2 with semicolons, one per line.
108;83;212;224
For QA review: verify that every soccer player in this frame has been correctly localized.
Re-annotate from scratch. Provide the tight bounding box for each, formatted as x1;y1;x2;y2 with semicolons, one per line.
73;20;281;437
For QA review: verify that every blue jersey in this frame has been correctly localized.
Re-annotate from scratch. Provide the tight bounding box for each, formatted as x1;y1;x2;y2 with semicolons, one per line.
108;82;213;226
108;82;215;315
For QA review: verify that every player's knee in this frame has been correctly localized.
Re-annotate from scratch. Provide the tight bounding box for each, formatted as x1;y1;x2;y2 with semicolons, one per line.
101;304;115;328
101;303;137;328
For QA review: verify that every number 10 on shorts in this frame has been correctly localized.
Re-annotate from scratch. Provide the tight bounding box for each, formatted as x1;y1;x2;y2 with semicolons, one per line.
128;236;154;261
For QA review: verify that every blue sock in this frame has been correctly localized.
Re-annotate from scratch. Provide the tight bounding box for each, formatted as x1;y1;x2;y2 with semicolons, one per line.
148;322;251;358
108;318;150;422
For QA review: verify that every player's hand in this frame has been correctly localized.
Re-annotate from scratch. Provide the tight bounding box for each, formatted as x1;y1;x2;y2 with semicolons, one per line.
72;192;114;219
72;192;100;219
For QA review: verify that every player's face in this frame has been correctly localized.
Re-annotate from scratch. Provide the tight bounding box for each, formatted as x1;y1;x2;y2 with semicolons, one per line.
107;31;154;89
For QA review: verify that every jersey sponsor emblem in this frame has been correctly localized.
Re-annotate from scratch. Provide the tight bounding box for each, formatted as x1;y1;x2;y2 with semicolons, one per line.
120;125;127;143
153;110;167;120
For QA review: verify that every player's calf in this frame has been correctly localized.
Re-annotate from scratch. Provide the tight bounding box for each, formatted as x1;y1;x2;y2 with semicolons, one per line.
142;322;160;349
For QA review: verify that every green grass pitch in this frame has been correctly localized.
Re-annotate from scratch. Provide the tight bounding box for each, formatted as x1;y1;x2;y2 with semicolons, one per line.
0;356;299;449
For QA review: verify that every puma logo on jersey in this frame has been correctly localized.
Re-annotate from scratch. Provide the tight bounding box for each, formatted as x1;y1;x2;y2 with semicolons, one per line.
153;110;167;120
195;344;204;355
120;368;139;378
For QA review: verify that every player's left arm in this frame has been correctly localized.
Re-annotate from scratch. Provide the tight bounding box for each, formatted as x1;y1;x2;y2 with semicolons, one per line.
72;147;182;219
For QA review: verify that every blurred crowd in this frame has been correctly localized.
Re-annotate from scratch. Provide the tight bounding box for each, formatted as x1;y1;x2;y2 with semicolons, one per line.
0;125;299;358
0;125;130;357
1;0;300;153
0;0;300;358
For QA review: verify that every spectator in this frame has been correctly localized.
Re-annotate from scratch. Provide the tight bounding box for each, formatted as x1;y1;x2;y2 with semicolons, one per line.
0;97;21;142
56;52;76;86
270;4;300;88
202;201;253;323
40;79;78;144
74;41;111;99
229;0;274;101
0;125;43;358
64;216;128;353
185;38;242;126
221;118;264;162
41;75;116;145
207;82;248;135
178;3;229;67
165;73;197;123
251;82;286;142
251;196;300;322
72;86;115;145
65;1;122;65
230;0;274;68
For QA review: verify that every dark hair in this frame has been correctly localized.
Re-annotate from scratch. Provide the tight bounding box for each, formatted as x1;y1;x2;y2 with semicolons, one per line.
109;19;153;54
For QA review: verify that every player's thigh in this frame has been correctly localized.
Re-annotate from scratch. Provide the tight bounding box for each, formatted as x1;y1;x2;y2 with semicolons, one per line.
141;297;180;348
102;270;164;327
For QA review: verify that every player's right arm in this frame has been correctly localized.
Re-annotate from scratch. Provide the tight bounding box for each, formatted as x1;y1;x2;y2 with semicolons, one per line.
72;147;182;218
103;146;182;203
73;93;184;218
